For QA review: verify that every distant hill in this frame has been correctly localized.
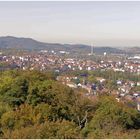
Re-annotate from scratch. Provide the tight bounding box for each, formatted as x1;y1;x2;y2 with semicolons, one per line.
123;47;140;54
0;36;48;50
0;36;132;54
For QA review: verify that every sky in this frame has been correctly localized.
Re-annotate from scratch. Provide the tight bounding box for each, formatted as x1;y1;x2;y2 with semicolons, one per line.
0;1;140;47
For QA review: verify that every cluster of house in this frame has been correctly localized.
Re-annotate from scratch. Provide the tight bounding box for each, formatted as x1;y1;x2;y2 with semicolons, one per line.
57;75;140;111
114;79;140;111
57;75;108;97
99;59;140;75
0;50;140;75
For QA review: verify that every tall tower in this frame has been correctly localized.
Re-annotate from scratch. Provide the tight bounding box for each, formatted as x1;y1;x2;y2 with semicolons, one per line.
91;45;94;55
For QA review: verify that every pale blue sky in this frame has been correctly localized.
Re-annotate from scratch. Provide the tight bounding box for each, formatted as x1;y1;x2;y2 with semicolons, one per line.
0;1;140;46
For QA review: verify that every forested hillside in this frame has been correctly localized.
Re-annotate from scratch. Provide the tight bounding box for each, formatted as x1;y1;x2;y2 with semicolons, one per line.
0;36;125;54
0;70;140;138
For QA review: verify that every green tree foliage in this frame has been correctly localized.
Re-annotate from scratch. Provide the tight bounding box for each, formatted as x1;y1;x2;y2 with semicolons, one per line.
2;120;80;139
87;75;97;84
82;96;140;138
3;77;28;106
0;70;140;138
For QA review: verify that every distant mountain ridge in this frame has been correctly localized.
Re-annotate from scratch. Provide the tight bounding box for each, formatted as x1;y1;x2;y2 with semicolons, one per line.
0;36;139;54
0;36;48;50
123;47;140;54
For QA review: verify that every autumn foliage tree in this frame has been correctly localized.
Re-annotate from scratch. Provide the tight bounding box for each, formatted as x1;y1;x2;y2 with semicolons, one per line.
0;70;140;139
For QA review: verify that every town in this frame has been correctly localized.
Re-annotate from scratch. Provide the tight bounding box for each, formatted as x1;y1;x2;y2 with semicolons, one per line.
0;48;140;111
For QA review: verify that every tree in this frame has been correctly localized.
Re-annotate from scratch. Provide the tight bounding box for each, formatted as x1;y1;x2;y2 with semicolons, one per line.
2;77;28;106
82;96;140;138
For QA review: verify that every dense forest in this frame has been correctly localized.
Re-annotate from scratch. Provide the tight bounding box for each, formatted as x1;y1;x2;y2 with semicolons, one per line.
0;70;140;138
